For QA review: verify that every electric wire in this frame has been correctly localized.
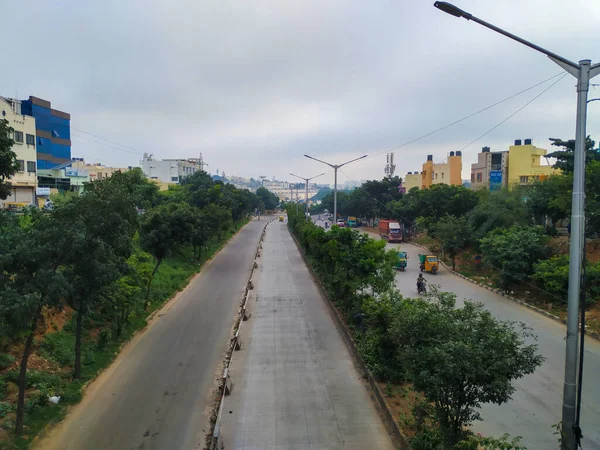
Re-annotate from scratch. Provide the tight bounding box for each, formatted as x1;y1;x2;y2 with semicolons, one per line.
364;72;566;162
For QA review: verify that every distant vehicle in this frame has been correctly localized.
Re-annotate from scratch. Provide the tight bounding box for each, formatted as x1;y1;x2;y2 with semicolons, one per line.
347;216;357;227
336;220;346;227
379;219;402;243
418;254;439;275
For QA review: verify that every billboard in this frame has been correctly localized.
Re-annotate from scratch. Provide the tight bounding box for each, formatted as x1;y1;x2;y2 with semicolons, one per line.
489;171;503;190
65;168;78;177
36;187;51;196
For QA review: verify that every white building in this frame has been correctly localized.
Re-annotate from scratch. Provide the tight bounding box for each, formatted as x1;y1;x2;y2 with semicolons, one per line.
140;153;200;184
0;96;37;208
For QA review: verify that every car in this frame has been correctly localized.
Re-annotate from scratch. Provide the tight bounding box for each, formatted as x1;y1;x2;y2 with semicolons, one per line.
336;220;346;227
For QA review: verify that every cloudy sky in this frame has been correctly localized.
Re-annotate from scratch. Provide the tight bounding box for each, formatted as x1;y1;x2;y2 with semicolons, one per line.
2;0;599;185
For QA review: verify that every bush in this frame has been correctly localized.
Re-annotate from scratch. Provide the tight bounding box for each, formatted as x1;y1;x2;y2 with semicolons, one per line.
0;401;12;418
40;331;75;366
532;256;600;306
479;225;549;289
3;369;63;390
0;352;16;370
96;329;111;350
0;378;7;398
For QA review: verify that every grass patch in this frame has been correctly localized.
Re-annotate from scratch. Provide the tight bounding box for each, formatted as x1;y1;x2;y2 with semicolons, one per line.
0;219;250;449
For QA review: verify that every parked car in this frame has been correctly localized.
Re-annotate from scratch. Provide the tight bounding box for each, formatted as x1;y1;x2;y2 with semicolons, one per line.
336;220;346;227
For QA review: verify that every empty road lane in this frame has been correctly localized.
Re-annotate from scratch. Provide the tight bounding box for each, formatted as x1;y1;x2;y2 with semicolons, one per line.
36;220;266;450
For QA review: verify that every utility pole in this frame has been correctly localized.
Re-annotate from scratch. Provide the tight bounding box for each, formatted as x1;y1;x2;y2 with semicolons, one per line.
290;172;325;218
304;154;368;223
433;3;600;447
198;153;209;172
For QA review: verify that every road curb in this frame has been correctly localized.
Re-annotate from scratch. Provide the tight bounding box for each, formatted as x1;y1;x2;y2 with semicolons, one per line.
408;241;600;342
288;226;411;450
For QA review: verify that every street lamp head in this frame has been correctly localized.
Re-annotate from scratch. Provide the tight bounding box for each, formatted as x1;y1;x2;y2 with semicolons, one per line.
433;2;471;20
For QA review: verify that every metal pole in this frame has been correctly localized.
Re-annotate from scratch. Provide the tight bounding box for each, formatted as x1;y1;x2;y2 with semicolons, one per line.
333;167;338;225
305;181;309;217
562;59;591;449
296;184;299;214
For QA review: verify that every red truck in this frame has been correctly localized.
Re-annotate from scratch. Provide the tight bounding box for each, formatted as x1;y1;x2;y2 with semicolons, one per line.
379;219;403;243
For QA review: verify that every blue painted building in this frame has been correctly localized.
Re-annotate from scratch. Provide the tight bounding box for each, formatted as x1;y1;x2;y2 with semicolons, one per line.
20;96;71;169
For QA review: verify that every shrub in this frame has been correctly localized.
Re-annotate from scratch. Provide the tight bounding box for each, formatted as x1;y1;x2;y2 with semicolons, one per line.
40;331;76;366
0;401;12;418
479;225;549;289
0;353;16;370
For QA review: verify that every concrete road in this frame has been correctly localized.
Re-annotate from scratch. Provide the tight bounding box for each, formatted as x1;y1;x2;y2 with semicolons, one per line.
386;239;600;450
220;221;395;450
35;220;266;450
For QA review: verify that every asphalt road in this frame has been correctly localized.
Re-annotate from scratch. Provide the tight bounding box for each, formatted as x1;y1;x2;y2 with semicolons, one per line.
35;219;266;450
385;239;600;450
311;218;600;449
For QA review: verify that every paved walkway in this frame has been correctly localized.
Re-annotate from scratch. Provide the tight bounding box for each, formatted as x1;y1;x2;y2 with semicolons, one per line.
221;221;394;450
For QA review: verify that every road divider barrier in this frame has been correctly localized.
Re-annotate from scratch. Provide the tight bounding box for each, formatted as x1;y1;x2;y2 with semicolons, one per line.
208;217;275;450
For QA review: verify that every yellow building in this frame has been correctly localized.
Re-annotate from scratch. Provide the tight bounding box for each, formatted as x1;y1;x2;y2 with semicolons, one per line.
403;172;421;191
507;139;558;187
418;151;463;189
0;97;37;208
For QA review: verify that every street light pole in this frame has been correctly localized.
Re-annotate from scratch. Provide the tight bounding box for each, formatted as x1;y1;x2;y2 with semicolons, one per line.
304;154;368;224
434;3;600;448
290;172;325;218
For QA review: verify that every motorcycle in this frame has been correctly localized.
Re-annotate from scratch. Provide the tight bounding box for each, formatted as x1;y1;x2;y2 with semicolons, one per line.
417;281;427;295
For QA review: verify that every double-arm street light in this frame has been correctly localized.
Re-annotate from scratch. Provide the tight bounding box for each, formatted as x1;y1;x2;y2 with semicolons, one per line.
304;154;367;223
290;172;325;217
434;2;600;448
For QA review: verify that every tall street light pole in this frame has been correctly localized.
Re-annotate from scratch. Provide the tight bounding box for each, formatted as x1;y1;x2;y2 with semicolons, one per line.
290;172;325;217
304;154;367;224
434;3;600;448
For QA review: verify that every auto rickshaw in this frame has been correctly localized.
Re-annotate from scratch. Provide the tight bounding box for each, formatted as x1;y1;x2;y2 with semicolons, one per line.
418;254;439;275
279;215;284;222
394;251;408;271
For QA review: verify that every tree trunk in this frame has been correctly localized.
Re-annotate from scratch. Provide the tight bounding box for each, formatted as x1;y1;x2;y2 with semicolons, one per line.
74;303;83;379
16;305;43;434
144;258;162;311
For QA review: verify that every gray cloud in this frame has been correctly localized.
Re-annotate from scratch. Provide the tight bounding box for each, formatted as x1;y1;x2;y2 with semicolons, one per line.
1;0;598;185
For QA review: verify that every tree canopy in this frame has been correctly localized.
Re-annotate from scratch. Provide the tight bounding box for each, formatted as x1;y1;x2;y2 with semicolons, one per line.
0;119;18;200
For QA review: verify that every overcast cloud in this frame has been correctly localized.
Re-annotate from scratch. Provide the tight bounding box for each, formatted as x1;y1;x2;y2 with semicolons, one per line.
2;0;599;184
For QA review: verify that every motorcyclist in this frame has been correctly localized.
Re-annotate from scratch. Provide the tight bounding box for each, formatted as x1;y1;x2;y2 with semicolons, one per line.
417;273;426;293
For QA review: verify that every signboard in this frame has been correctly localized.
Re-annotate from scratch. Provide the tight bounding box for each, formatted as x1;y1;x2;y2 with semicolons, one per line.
36;187;51;196
489;171;503;190
65;168;78;177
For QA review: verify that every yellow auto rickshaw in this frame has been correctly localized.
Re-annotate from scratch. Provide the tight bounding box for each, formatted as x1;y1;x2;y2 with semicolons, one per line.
418;254;439;275
279;215;284;222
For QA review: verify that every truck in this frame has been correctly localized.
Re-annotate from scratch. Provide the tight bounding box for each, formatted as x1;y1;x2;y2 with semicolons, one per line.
379;219;402;243
347;216;357;227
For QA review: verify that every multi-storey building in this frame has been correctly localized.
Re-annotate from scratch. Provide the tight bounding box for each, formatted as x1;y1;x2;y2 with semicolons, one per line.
140;153;200;185
20;96;71;170
470;146;509;190
0;96;37;207
404;151;462;190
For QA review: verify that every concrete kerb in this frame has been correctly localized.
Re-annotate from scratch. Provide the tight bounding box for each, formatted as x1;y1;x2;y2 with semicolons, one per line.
288;227;411;450
207;218;275;450
409;241;600;342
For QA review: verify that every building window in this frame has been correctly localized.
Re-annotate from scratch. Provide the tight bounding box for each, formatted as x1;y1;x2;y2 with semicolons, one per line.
27;161;36;173
441;172;444;179
471;173;475;182
171;176;179;182
476;173;482;182
17;160;24;172
435;173;438;179
14;131;23;143
520;176;529;183
26;134;35;146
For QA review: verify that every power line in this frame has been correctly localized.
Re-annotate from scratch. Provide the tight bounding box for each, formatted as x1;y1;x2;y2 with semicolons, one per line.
71;133;143;157
364;72;566;162
71;126;144;154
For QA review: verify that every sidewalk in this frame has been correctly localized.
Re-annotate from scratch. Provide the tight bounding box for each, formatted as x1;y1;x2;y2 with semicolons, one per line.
220;221;394;450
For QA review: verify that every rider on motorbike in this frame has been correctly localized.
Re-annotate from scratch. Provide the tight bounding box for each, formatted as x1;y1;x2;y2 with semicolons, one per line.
417;273;427;293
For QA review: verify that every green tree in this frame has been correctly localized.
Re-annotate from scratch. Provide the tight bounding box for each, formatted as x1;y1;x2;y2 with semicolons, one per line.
57;174;139;378
468;189;530;241
391;290;543;447
547;136;598;174
0;119;18;200
0;210;69;433
433;214;471;268
256;186;279;211
479;225;549;289
525;176;571;229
